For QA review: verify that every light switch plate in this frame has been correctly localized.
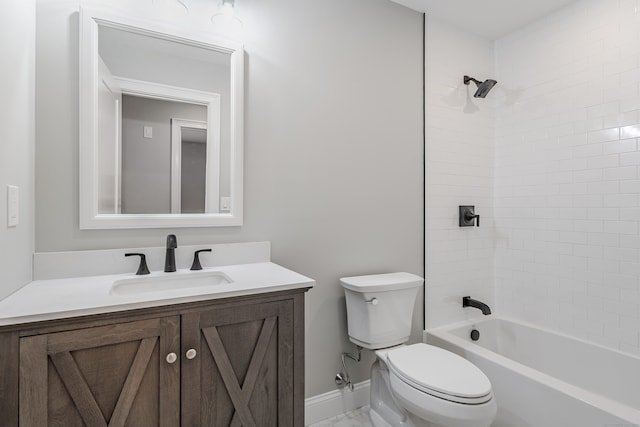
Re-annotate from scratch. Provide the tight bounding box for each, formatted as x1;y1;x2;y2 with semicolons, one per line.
7;185;18;227
220;197;231;212
143;126;153;138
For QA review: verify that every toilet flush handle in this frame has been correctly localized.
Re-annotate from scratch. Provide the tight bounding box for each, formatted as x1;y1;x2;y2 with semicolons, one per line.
365;297;379;305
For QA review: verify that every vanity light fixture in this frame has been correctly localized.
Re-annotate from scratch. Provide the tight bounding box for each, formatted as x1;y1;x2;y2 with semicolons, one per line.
213;0;238;19
211;0;243;36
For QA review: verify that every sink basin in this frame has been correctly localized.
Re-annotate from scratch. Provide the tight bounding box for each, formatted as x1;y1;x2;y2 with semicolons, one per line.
110;270;232;295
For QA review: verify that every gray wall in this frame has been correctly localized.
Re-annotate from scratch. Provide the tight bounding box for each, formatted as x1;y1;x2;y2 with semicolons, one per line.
35;0;423;397
0;0;35;300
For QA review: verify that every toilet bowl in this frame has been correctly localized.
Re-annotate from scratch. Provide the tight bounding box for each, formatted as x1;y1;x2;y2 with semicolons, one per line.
381;344;496;427
340;273;497;427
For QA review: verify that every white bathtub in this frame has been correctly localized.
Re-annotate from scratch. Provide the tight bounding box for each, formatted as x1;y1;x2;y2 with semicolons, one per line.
426;317;640;427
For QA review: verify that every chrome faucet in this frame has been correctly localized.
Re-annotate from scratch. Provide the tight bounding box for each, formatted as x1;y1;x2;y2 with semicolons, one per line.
462;296;491;315
165;234;177;272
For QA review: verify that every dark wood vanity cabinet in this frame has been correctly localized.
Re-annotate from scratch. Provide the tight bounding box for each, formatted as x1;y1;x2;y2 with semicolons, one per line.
0;289;307;427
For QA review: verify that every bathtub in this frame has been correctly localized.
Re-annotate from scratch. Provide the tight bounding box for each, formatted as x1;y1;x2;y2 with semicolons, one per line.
426;317;640;427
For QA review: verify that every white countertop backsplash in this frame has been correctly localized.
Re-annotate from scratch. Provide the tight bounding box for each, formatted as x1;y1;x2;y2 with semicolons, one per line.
0;242;315;327
33;241;271;280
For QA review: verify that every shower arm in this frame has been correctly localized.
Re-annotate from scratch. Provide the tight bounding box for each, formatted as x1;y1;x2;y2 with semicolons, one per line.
464;75;482;86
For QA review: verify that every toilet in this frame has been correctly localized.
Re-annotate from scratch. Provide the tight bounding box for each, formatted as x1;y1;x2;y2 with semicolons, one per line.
341;272;497;427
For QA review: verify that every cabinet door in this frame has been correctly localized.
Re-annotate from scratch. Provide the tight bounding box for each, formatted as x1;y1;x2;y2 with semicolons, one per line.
19;317;180;427
181;299;294;427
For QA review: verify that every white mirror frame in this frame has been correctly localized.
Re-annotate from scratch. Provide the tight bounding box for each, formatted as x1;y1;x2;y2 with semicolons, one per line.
79;7;243;229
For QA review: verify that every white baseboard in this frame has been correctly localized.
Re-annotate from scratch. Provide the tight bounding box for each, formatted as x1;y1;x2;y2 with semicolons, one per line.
304;380;370;426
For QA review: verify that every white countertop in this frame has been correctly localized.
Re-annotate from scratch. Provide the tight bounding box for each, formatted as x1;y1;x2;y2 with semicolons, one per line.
0;262;314;327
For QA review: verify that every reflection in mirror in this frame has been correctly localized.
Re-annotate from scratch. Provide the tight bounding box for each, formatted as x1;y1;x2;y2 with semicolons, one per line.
98;24;225;215
179;125;208;214
170;118;210;214
80;8;243;229
118;96;212;215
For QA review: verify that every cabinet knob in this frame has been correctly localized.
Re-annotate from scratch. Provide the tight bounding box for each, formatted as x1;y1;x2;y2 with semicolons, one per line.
166;352;177;364
186;348;197;360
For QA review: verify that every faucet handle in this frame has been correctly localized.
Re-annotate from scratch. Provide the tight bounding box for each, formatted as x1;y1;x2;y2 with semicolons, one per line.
125;253;150;275
465;211;480;227
190;249;212;271
459;206;480;227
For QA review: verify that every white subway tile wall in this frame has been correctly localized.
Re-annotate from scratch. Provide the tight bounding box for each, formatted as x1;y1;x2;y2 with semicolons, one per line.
425;17;497;328
494;0;640;355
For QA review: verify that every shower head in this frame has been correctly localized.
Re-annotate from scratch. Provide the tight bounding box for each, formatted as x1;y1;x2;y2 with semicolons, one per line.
464;75;498;98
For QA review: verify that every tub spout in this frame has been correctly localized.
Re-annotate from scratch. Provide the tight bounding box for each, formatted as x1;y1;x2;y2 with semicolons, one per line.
462;296;491;315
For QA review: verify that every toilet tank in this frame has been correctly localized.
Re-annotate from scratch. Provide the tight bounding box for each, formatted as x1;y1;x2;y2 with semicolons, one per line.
340;272;423;350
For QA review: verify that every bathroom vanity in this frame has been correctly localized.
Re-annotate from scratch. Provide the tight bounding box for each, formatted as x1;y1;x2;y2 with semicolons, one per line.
0;242;313;427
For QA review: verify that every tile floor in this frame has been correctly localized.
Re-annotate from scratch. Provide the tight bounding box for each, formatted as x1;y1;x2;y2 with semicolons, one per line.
307;406;373;427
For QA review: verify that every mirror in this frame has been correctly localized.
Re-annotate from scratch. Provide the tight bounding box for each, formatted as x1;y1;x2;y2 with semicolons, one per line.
80;7;243;229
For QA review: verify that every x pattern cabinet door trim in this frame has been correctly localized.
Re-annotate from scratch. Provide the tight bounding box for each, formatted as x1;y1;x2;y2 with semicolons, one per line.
202;316;276;427
19;317;180;427
181;299;294;426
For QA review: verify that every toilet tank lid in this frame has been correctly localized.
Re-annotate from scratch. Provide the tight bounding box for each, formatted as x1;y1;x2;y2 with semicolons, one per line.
340;272;423;292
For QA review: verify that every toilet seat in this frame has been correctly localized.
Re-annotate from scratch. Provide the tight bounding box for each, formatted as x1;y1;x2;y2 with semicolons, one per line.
386;343;493;405
388;370;497;427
